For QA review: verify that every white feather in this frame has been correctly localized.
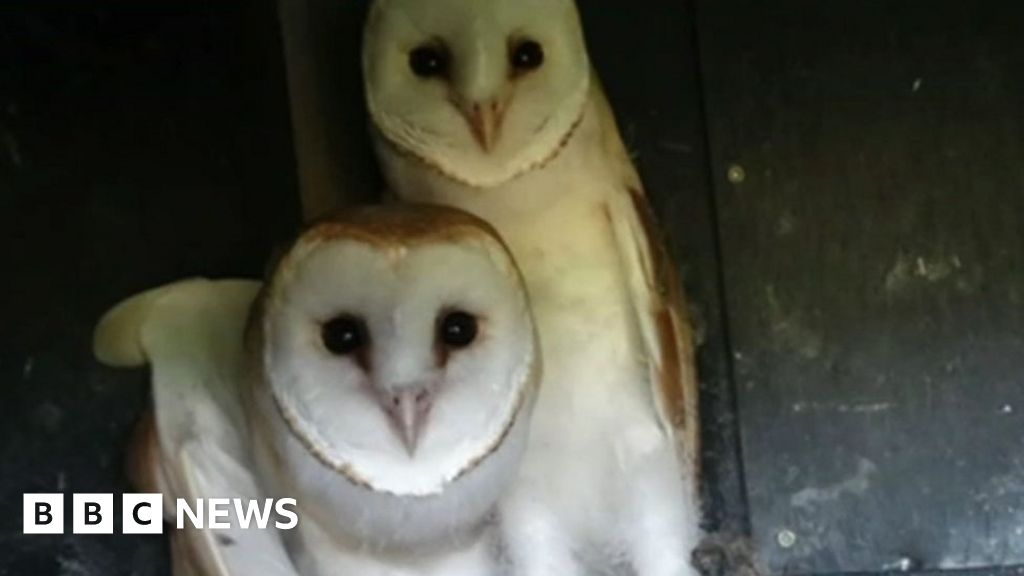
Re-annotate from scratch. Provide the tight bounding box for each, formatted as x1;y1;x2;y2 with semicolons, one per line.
94;279;299;576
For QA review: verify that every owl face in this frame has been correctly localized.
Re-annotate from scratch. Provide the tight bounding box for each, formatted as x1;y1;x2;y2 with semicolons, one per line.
363;0;590;187
256;207;537;497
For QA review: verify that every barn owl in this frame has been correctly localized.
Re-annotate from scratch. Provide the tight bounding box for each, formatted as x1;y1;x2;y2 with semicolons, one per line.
94;205;540;576
363;1;701;575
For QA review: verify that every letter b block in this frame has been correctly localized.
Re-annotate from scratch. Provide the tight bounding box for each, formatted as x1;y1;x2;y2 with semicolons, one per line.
23;494;64;534
73;494;113;534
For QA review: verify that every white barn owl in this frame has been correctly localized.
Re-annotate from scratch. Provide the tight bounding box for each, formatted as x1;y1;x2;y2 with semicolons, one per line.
363;1;701;575
95;205;541;576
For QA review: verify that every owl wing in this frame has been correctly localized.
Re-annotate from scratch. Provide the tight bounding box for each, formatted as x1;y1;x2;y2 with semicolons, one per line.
593;83;700;463
94;279;299;576
174;437;298;576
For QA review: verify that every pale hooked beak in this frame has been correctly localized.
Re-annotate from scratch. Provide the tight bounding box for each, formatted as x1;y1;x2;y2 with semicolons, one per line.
380;387;434;457
460;99;506;153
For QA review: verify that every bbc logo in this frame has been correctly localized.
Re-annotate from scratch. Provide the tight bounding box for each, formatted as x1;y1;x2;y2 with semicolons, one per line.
25;493;298;534
24;493;162;535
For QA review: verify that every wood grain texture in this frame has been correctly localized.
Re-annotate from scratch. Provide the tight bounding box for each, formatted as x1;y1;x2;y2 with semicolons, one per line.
278;0;382;219
696;0;1024;572
0;4;299;574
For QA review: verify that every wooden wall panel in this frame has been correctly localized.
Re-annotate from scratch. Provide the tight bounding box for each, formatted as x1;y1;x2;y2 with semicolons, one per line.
695;0;1024;572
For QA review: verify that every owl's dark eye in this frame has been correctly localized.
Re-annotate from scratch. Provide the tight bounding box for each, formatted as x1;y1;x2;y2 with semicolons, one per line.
510;39;544;73
409;44;450;79
321;315;368;356
438;310;478;349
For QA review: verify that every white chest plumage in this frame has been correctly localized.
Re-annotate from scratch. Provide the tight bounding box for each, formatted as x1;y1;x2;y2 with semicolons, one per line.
248;377;533;574
375;87;701;575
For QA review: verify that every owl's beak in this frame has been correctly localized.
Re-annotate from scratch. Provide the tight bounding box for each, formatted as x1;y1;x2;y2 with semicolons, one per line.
382;388;433;457
460;100;506;153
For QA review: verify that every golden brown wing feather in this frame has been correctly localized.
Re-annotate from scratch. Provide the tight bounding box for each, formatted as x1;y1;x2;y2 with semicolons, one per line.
591;75;701;466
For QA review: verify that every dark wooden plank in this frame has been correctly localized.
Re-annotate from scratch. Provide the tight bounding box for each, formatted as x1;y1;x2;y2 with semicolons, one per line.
0;4;300;574
695;0;1024;573
279;0;382;217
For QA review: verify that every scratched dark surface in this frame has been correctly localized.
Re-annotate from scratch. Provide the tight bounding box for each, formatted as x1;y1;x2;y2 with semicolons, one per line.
696;0;1024;573
0;3;300;574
